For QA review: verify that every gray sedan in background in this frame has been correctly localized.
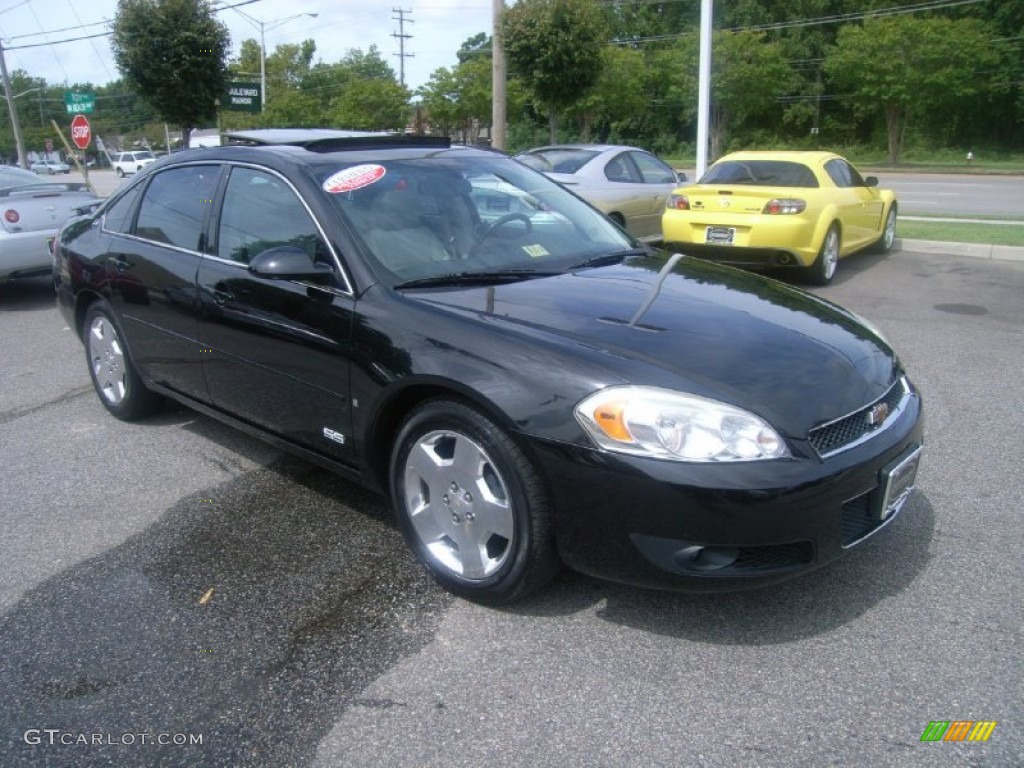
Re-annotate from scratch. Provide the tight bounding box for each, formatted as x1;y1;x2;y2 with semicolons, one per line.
515;144;685;241
0;167;99;283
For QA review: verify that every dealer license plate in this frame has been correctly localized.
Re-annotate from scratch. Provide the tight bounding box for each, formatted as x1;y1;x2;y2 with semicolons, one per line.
879;446;921;521
705;226;735;245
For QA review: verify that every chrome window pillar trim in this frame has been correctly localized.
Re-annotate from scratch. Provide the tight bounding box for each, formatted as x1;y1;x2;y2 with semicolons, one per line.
219;160;355;296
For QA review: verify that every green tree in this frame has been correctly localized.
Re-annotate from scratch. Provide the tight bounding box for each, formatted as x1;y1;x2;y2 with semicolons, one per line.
657;30;792;159
569;46;647;142
503;0;608;142
328;78;409;130
111;0;230;146
824;16;1003;164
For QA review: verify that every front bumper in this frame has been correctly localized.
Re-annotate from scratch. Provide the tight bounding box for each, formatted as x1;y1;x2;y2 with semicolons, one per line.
527;389;923;591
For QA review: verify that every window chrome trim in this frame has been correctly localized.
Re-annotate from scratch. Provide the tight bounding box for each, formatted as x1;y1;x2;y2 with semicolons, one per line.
213;161;354;296
100;159;355;297
810;376;912;459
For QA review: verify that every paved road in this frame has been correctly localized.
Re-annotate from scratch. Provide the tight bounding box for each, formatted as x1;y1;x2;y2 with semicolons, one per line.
0;246;1020;767
56;167;1024;219
879;173;1024;217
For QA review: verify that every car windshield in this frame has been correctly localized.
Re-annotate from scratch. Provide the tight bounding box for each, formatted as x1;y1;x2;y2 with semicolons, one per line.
699;160;819;188
315;152;634;286
515;148;600;174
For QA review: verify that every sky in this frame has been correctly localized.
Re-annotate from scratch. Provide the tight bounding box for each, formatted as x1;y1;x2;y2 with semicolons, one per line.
0;0;495;94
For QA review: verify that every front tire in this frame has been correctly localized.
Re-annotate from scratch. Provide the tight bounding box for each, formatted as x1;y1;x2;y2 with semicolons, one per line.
116;167;125;178
872;206;897;254
84;302;159;421
390;400;559;603
806;224;840;286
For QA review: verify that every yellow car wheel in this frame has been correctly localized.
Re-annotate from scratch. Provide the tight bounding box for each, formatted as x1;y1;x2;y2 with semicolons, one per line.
807;225;840;286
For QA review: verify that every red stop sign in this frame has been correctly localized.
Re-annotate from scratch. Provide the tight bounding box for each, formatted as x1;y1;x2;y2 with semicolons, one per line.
71;114;91;150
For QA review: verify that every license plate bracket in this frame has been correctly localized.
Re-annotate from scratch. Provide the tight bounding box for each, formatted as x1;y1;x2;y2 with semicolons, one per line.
879;445;921;521
705;226;735;245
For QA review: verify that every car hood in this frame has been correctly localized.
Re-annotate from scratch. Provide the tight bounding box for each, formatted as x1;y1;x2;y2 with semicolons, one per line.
408;256;899;437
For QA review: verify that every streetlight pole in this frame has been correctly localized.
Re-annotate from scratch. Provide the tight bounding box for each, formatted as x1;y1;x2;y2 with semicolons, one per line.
0;40;29;168
215;4;316;113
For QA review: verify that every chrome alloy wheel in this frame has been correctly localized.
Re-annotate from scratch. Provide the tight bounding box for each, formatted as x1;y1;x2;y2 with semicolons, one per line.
88;315;128;406
821;227;839;281
882;208;896;251
402;429;514;580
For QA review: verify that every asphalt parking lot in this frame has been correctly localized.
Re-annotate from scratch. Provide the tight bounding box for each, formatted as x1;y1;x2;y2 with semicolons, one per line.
1;245;1021;767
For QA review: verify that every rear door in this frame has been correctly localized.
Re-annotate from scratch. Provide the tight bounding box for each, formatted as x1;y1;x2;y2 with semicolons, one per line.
196;164;357;463
105;164;221;399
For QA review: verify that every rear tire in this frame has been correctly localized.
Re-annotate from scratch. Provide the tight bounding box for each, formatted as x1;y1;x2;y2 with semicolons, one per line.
116;167;125;178
806;224;840;286
390;399;560;603
84;302;160;421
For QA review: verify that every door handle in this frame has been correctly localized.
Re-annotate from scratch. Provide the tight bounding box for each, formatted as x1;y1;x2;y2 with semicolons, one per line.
212;283;235;306
110;257;132;273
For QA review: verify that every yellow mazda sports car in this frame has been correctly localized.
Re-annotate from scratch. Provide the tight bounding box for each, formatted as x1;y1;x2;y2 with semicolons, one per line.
662;151;897;285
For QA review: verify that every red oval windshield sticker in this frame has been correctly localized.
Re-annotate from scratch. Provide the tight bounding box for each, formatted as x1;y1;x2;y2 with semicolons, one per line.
323;164;386;194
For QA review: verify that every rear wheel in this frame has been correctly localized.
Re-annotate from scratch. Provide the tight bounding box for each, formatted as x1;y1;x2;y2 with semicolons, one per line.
84;302;159;420
390;400;559;603
116;167;125;178
806;224;840;286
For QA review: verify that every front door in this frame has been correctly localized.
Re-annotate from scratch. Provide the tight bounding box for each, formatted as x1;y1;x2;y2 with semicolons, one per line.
196;165;356;463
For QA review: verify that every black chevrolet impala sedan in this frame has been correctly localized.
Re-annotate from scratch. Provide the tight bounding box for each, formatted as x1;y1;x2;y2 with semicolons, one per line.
53;131;923;603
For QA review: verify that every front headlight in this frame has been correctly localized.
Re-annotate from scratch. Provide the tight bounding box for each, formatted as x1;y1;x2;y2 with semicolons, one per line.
575;386;789;462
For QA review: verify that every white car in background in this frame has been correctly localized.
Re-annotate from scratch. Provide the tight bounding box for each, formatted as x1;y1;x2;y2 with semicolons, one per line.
0;166;100;283
111;150;157;177
514;144;686;241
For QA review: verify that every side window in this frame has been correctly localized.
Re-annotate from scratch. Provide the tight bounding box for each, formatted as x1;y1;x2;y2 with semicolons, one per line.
134;166;219;250
102;184;143;234
217;167;328;267
604;153;641;183
824;159;852;188
630;151;677;184
846;162;866;187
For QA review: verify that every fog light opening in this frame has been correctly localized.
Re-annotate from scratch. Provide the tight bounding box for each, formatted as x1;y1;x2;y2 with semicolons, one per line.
672;545;739;572
777;253;793;266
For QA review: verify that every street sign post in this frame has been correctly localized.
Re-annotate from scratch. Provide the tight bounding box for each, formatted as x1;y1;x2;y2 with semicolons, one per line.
71;115;91;150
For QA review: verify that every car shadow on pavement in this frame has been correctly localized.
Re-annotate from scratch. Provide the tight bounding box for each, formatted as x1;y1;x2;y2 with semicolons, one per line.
0;455;451;768
0;276;56;312
512;493;935;645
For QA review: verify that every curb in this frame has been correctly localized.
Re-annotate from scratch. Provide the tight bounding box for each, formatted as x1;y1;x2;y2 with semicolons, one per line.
895;238;1024;263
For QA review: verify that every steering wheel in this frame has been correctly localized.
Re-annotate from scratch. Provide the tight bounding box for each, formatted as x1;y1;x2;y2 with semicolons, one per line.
471;213;533;258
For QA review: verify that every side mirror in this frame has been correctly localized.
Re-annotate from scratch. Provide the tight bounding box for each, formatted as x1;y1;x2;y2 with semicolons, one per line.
249;246;333;281
864;176;879;187
675;171;688;184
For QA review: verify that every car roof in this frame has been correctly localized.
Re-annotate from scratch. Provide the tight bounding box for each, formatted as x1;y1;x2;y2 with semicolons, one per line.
151;133;475;175
222;129;397;146
524;144;644;154
714;150;842;164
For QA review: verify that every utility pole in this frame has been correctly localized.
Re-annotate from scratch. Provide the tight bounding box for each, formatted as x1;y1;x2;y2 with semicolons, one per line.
0;39;28;169
491;0;506;150
391;8;414;87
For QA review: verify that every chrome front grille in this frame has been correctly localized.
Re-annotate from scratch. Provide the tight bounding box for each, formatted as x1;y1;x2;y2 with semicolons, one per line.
808;377;909;458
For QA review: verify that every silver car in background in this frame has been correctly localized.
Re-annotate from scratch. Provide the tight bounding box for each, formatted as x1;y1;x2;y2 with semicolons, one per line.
515;144;685;241
0;167;100;283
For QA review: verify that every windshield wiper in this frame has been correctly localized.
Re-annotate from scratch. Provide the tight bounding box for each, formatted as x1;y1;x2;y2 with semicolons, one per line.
567;248;649;271
394;269;561;289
